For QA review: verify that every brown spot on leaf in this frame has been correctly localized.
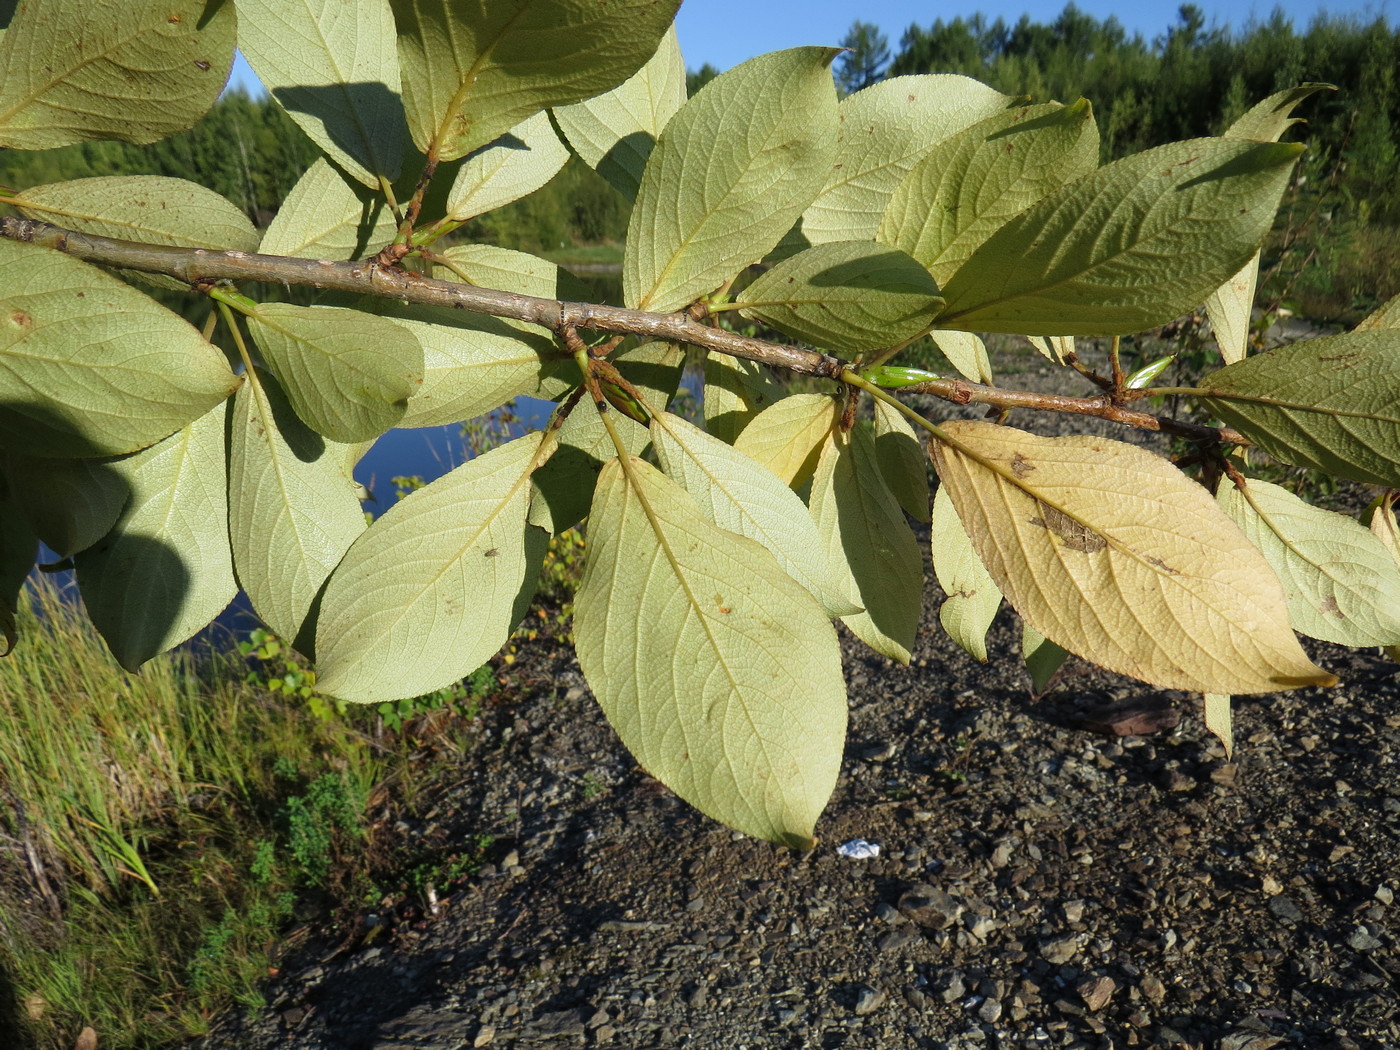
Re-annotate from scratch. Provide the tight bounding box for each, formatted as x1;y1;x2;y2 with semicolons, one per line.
714;595;731;614
1321;596;1343;617
1010;452;1035;478
1144;555;1180;575
8;310;33;330
484;548;499;558
1029;502;1106;554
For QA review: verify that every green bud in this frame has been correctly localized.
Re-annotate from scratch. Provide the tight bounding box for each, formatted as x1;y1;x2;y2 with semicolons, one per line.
1124;355;1175;389
861;365;942;388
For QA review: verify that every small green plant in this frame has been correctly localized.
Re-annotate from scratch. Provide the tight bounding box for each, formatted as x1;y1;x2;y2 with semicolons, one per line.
281;772;366;886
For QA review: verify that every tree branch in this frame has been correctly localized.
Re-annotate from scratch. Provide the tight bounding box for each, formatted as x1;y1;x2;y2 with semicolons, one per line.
0;216;1246;445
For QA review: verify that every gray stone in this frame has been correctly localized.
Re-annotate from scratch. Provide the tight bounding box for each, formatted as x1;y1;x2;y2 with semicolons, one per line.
1039;934;1083;964
1268;896;1305;923
877;927;920;952
1345;926;1384;951
853;985;887;1015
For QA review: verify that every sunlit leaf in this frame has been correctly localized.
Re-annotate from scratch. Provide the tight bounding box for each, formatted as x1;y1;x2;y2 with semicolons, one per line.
937;140;1302;336
732;393;838;489
928;329;993;385
736;241;943;353
879;100;1098;285
1371;491;1400;566
1198;330;1400;488
574;455;846;848
553;25;685;202
244;302;423;442
0;0;234;149
237;0;406;186
363;297;560;428
260;158;400;261
0;239;239;457
391;0;678;161
1224;83;1333;143
15;174;258;291
810;424;923;663
702;354;786;444
229;369;366;646
1;453;127;557
802;74;1019;244
651;411;860;618
1204;692;1233;758
1217;476;1400;646
872;398;929;522
1356;290;1400;332
625;48;840;313
931;484;1000;661
444;111;569;221
316;433;549;702
75;402;236;671
928;420;1333;693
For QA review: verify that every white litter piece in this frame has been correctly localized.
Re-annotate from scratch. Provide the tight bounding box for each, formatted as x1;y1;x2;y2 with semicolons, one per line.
837;838;880;859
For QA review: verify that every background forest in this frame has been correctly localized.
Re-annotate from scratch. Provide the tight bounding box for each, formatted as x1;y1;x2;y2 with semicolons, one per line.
3;4;1396;322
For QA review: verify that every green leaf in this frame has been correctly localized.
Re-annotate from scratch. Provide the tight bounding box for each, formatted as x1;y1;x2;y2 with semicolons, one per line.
391;0;679;161
928;330;993;385
15;175;258;290
809;424;923;664
879;100;1099;286
244;303;423;442
802;74;1019;244
574;455;846;848
0;239;240;458
229;369;367;646
260;158;400;260
237;0;406;186
1204;692;1233;758
1205;86;1330;363
315;433;548;702
650;411;859;618
552;25;685;202
1022;624;1069;694
1356;290;1400;332
928;420;1333;693
731;393;838;489
75;401;236;671
872;399;929;523
1197;330;1400;488
936;139;1303;336
443;111;569;221
736;241;943;353
931;485;1000;662
434;243;592;301
363;297;559;428
0;0;234;149
624;47;840;313
702;353;785;445
1;453;127;557
1217;476;1400;647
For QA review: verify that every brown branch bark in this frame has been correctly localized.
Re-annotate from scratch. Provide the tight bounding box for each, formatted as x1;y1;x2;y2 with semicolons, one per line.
0;216;1247;445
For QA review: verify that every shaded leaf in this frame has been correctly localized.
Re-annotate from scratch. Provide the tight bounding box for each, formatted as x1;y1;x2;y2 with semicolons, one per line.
937;140;1302;336
229;369;366;645
1198;330;1400;488
736;241;943;353
0;0;234;149
1217;477;1400;646
1022;624;1069;694
651;410;859;617
625;48;840;313
872;398;929;522
238;0;406;186
702;354;785;444
803;74;1019;244
244;302;423;442
75;401;236;671
0;239;239;457
879;100;1099;285
931;484;1000;661
574;455;846;848
316;433;548;702
928;420;1333;693
391;0;678;161
552;25;685;202
1;453;127;557
444;111;569;221
0;469;38;654
810;424;923;663
1356;290;1400;332
260;158;400;260
732;393;838;489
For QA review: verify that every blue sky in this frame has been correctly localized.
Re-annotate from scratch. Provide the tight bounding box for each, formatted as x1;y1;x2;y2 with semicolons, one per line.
226;1;1396;94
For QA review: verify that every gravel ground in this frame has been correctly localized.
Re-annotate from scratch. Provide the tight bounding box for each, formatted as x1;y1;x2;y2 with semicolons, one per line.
196;342;1400;1050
